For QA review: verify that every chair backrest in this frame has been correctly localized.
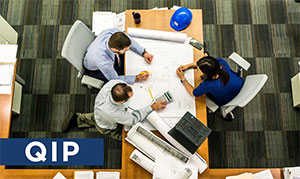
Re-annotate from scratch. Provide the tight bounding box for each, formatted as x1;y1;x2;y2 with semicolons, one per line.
61;20;95;74
223;74;268;108
229;52;251;71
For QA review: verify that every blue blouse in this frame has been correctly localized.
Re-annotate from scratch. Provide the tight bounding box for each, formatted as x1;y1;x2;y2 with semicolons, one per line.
193;58;244;106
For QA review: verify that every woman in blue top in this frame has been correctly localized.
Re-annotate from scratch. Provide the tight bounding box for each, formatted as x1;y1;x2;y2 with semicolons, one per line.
176;55;244;107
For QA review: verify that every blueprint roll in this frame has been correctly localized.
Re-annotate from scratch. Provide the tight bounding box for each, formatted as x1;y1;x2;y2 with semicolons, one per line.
130;149;155;174
146;111;208;174
127;28;188;43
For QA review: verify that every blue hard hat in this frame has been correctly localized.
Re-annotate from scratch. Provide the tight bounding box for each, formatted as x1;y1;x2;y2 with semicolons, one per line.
170;7;193;31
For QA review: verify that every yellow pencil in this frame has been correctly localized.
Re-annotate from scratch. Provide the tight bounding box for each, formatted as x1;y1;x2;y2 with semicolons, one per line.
140;71;151;75
148;88;154;100
0;62;15;65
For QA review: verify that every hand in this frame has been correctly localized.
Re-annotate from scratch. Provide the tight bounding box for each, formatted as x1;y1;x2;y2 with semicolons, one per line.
135;71;150;81
151;101;167;111
179;65;189;71
176;67;185;80
143;52;153;64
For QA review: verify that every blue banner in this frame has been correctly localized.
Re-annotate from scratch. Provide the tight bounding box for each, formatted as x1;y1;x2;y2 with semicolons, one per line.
0;138;104;165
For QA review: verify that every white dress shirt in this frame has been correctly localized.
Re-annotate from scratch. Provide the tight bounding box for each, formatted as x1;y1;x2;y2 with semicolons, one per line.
94;80;153;130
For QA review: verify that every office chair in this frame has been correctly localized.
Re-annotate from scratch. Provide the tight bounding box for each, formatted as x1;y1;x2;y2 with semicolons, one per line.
206;52;268;119
61;20;104;89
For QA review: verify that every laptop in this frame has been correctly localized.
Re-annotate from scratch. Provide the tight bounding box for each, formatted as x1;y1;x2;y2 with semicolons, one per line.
168;111;212;154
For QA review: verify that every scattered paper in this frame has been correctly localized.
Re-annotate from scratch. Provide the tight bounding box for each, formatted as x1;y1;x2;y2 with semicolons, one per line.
115;12;125;32
92;11;125;35
171;5;181;10
226;173;253;179
74;171;94;179
0;44;17;94
96;171;120;179
284;166;300;179
253;169;273;179
153;151;197;179
152;7;168;10
92;12;116;36
0;44;18;62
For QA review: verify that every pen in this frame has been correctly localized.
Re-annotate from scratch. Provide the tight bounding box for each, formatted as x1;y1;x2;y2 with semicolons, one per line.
148;88;154;100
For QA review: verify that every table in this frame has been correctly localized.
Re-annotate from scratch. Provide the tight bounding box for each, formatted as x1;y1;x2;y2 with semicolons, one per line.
0;10;282;179
121;9;207;178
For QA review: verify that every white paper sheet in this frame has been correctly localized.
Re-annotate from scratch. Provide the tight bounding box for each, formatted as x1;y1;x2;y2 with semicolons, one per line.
74;171;94;179
92;12;116;35
253;169;273;179
0;44;17;94
0;65;14;85
126;36;195;119
92;11;126;35
0;44;18;62
153;151;197;179
115;12;125;32
226;173;253;179
152;7;168;10
96;171;120;179
171;5;181;10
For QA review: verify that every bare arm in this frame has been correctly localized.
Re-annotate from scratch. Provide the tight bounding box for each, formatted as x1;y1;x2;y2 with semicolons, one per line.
176;67;195;96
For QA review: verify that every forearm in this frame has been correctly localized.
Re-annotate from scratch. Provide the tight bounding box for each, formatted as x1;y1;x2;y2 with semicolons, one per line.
185;62;197;69
182;79;195;96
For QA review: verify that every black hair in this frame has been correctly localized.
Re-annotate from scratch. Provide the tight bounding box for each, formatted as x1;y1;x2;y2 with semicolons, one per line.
111;83;133;102
108;32;131;50
196;56;230;86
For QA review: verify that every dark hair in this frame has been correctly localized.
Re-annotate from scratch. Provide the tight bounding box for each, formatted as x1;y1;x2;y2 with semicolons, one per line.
108;32;131;50
196;56;230;86
111;83;133;102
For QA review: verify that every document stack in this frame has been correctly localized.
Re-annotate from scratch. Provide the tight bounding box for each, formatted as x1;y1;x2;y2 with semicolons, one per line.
92;11;125;35
283;166;300;179
0;44;18;94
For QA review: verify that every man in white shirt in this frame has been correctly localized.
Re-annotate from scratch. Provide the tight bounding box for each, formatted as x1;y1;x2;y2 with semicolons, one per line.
62;80;167;140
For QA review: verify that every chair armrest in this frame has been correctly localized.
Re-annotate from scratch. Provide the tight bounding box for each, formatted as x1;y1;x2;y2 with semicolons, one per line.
229;52;251;71
81;75;104;89
206;97;219;112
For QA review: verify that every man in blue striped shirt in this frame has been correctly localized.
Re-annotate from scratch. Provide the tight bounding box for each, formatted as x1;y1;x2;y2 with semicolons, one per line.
83;28;153;84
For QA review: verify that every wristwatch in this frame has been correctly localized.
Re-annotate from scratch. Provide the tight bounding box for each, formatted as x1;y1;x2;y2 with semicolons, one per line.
180;78;186;84
142;49;147;56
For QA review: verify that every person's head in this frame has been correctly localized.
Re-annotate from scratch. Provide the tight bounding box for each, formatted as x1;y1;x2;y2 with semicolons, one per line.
196;56;230;86
111;83;133;103
108;32;131;54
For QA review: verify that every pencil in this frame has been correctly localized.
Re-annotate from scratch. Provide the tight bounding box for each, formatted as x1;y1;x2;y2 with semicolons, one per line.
0;62;15;65
148;88;154;100
140;71;151;75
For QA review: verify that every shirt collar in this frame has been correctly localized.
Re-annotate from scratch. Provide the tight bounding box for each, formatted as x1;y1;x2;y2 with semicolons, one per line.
105;40;117;58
